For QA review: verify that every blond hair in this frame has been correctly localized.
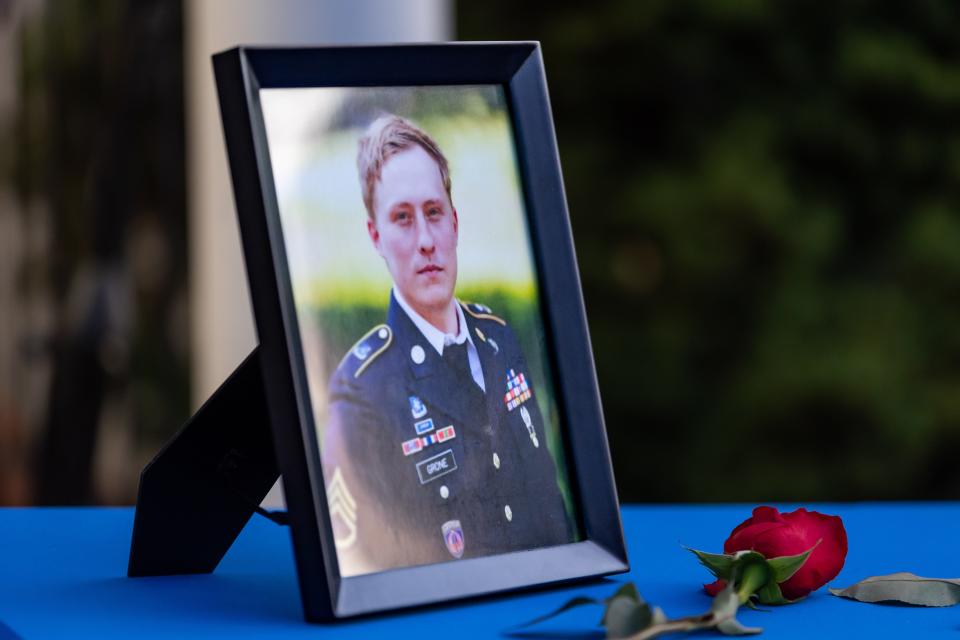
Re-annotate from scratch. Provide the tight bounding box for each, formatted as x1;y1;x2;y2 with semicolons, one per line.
356;115;452;219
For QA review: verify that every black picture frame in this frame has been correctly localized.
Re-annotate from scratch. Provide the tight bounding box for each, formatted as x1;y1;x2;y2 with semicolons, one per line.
210;42;627;621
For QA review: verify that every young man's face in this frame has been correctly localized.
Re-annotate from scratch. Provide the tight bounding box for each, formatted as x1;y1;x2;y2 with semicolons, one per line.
368;144;458;316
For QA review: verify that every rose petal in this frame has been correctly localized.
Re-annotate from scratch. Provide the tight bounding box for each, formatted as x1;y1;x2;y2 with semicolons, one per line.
704;579;727;596
777;509;847;600
748;506;787;523
748;520;814;557
724;521;788;554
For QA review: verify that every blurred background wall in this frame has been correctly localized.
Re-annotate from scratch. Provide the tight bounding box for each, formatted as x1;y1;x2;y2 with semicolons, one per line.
1;0;959;506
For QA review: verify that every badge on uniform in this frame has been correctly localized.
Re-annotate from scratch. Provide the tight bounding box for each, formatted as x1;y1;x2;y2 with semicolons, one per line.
442;519;465;559
326;468;357;550
416;448;457;484
402;425;456;456
409;395;428;419
414;417;435;435
352;342;371;360
503;369;532;411
520;405;539;448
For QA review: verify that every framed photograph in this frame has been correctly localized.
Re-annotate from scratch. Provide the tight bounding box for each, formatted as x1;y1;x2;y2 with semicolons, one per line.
213;43;627;620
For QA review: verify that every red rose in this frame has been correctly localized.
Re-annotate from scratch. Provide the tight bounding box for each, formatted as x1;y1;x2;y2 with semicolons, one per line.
704;506;847;601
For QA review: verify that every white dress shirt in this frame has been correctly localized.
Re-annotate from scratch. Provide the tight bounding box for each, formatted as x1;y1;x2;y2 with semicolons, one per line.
394;288;486;392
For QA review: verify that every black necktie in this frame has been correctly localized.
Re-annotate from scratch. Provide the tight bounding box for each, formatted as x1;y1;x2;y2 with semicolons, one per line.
442;341;474;388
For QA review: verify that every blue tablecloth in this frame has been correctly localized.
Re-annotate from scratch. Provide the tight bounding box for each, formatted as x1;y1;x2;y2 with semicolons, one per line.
0;504;957;638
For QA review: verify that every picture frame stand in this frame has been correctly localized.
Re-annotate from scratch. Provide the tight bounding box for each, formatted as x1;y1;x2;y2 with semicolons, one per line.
127;346;280;577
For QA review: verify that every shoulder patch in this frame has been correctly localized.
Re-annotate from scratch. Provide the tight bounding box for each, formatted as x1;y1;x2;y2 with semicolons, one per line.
462;301;506;326
344;324;392;378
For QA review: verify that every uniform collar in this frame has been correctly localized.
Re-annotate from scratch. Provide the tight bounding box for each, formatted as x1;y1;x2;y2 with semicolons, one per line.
387;291;486;423
392;287;473;356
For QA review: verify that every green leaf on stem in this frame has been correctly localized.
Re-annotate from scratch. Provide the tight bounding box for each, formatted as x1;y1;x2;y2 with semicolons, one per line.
507;596;600;630
766;541;819;584
600;583;670;637
687;546;737;579
830;573;960;607
754;580;791;605
605;582;641;606
685;548;766;580
604;595;655;639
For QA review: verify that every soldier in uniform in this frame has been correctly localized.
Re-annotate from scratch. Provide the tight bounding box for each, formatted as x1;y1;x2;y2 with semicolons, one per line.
322;114;572;576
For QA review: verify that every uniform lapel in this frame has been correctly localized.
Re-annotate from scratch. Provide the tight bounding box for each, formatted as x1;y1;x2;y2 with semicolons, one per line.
461;305;506;427
388;295;475;427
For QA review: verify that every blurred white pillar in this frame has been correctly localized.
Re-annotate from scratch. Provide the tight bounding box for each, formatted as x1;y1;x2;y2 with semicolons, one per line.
186;0;452;506
186;0;452;403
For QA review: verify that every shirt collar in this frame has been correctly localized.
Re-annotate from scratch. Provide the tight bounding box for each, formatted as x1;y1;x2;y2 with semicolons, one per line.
393;287;473;356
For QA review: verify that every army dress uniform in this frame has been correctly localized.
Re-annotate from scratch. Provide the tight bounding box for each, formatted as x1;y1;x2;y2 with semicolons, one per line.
322;292;572;575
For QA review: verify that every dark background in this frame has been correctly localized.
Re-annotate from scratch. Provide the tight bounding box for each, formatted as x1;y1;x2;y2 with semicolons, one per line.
2;0;959;505
462;1;960;502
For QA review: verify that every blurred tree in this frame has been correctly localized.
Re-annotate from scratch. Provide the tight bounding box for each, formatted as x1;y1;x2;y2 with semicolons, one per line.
12;0;188;504
459;0;960;501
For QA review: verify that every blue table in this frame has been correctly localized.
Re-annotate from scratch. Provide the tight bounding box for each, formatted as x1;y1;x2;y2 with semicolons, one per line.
0;504;957;638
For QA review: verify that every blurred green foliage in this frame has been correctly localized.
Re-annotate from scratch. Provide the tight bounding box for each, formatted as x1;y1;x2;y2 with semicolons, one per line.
460;1;960;501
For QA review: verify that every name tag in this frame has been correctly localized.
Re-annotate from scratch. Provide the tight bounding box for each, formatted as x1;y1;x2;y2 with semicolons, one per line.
416;449;457;484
